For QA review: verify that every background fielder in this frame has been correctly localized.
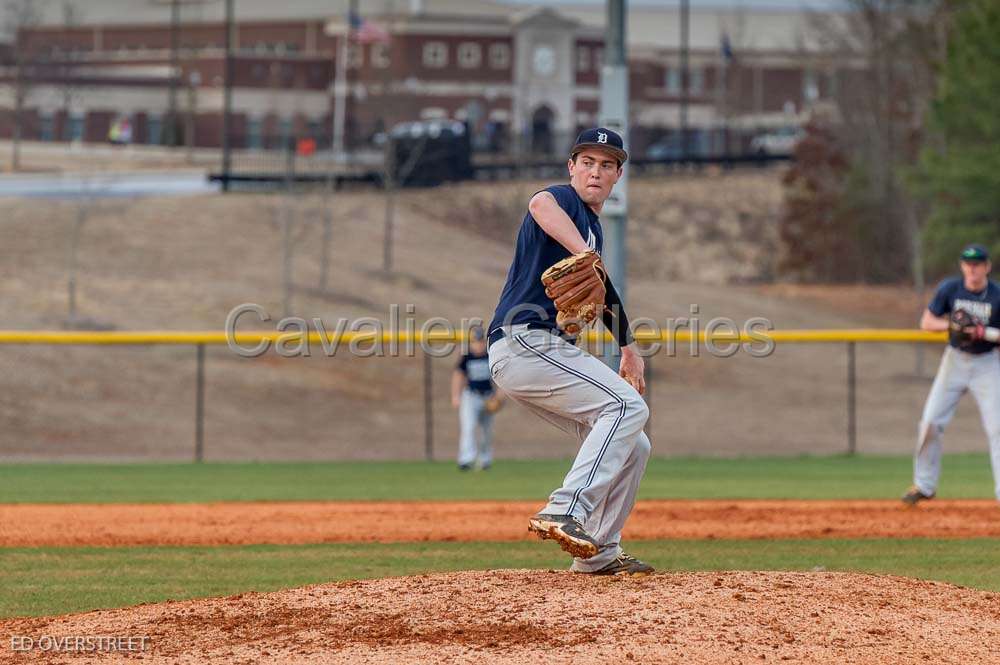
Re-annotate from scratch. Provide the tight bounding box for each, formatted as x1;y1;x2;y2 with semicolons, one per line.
486;128;653;576
905;244;1000;504
451;326;500;471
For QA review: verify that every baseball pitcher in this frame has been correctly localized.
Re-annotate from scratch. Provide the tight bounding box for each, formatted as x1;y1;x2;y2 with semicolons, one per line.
904;244;1000;504
486;128;653;576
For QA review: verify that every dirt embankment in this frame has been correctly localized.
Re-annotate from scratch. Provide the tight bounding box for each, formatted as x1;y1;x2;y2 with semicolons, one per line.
2;170;975;461
1;499;997;547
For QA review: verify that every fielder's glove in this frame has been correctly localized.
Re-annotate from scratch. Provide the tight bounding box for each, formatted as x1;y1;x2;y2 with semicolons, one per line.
540;250;607;335
949;309;986;349
484;396;503;414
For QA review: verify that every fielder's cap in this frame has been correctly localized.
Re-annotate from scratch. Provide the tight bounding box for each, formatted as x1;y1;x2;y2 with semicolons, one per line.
470;326;486;342
960;244;990;262
571;127;628;164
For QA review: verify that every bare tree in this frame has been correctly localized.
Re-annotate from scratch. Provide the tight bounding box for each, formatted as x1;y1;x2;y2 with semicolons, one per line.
3;0;44;171
65;174;128;328
53;1;84;138
381;131;428;274
796;0;949;285
317;170;334;291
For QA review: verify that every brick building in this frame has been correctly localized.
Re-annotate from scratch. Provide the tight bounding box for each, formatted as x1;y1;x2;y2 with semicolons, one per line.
0;0;844;156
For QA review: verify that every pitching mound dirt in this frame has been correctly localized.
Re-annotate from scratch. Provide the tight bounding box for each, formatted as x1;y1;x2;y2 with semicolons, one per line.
3;570;1000;663
2;499;998;547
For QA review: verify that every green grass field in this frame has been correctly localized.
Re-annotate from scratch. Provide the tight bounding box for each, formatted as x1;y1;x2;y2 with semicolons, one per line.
3;540;999;618
1;454;997;619
0;453;994;503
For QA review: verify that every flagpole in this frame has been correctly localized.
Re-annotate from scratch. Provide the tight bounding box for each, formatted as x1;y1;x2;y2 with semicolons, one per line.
332;29;347;159
332;0;358;161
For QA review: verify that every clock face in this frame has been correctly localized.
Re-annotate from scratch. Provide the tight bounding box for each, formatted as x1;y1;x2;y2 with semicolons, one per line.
532;45;555;76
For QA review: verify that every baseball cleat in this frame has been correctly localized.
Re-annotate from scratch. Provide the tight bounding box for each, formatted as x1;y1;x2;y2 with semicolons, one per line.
528;513;599;559
901;485;935;506
585;553;655;576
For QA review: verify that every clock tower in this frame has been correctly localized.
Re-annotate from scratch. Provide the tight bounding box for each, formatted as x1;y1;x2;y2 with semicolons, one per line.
512;8;578;157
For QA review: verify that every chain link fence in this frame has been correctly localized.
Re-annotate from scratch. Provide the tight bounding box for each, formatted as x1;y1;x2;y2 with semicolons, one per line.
4;331;992;463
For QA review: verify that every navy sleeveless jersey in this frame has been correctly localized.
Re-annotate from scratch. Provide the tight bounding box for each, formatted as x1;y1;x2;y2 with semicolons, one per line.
488;184;603;334
928;276;1000;354
457;352;494;394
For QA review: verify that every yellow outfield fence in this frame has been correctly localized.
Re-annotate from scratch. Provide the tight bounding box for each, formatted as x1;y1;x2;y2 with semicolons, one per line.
0;328;948;461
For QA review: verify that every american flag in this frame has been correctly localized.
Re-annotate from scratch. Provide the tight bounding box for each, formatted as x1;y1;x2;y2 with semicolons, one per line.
720;33;734;63
350;12;390;44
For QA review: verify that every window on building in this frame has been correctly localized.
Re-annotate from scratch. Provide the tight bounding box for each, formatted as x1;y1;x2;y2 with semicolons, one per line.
347;43;363;68
372;43;390;68
577;46;590;72
247;117;262;149
39;112;54;142
423;41;448;68
803;70;819;102
146;114;162;144
594;48;603;68
67;113;85;142
457;42;481;68
692;129;709;157
278;117;293;145
252;63;265;80
307;118;322;141
689;67;704;93
420;107;447;120
489;43;510;69
665;66;680;94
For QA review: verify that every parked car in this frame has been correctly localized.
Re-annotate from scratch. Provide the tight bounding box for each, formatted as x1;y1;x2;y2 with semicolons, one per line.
750;127;803;155
388;120;472;186
645;137;684;161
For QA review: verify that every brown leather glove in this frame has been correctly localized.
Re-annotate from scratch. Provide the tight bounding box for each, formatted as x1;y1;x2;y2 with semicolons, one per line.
540;250;608;335
949;308;986;350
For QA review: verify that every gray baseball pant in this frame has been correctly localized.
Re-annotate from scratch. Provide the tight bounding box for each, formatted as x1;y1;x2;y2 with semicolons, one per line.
488;325;651;572
914;346;1000;500
457;388;495;468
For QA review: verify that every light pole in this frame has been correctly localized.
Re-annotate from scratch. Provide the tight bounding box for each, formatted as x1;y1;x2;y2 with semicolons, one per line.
679;0;690;160
186;70;201;163
599;0;629;366
332;0;359;160
166;0;180;146
221;0;234;191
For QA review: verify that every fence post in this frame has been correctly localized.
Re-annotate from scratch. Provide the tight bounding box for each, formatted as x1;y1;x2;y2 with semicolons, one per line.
644;352;652;436
423;350;434;461
847;341;856;455
195;343;205;462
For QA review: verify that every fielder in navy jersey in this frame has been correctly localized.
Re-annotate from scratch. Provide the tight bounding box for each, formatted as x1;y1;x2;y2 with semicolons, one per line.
904;244;1000;505
486;127;654;576
452;326;500;471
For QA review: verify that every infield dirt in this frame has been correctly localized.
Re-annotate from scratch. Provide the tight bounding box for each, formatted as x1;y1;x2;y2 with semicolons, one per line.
2;499;998;547
3;570;1000;664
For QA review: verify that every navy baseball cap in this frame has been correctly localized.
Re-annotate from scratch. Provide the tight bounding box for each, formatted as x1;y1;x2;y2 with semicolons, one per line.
571;127;628;164
960;244;990;262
